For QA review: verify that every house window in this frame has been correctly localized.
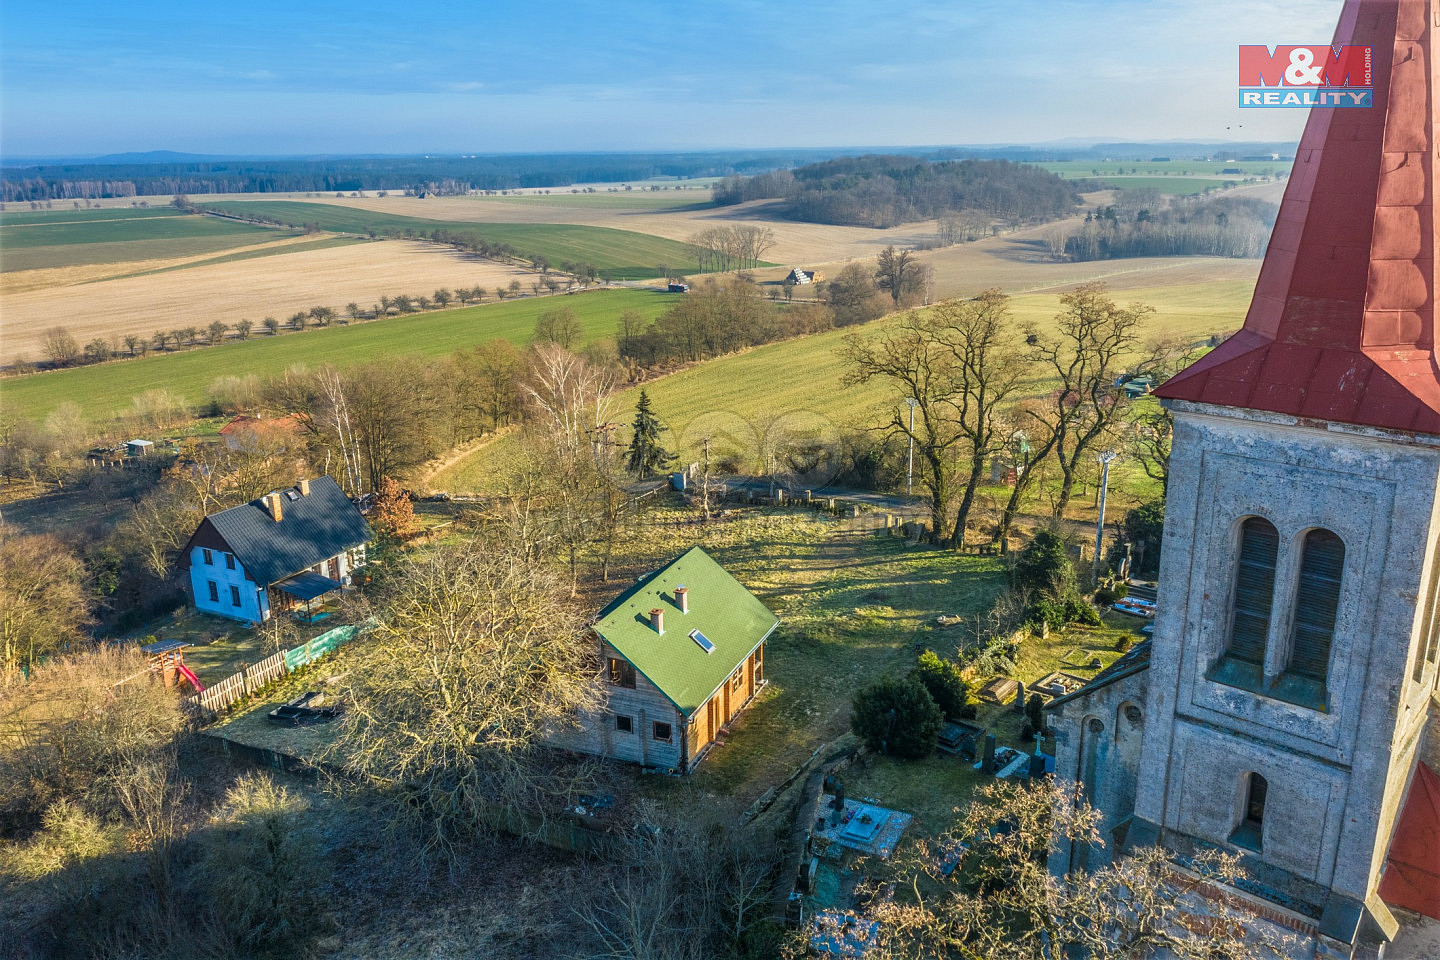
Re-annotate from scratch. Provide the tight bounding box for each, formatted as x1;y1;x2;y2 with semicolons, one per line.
230;585;242;607
615;714;633;733
608;658;636;689
225;553;236;570
652;721;672;742
731;670;743;692
207;581;219;602
1287;529;1344;685
203;548;214;565
1229;517;1278;667
1230;772;1268;851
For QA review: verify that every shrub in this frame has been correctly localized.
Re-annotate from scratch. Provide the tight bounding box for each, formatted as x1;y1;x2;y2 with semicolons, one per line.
1116;635;1135;654
1012;527;1075;597
1064;595;1102;626
850;676;944;759
914;650;974;720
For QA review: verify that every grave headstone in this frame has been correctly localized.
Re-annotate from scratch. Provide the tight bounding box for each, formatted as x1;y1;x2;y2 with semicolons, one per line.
982;734;997;774
1028;753;1049;779
1014;680;1027;711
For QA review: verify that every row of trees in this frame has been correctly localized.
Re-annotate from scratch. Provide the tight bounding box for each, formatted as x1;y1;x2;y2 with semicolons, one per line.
685;224;777;273
843;283;1197;549
1061;193;1277;261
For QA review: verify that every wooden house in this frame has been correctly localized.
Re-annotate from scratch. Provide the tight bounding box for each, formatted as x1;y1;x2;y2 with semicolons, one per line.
557;546;778;773
179;477;372;626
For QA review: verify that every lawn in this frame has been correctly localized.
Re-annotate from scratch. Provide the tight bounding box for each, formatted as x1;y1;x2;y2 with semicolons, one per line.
431;279;1254;495
0;210;290;272
0;288;685;423
200;200;704;279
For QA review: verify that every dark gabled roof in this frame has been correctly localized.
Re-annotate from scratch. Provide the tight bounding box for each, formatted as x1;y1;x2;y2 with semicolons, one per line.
184;476;371;587
595;546;779;716
1045;639;1152;710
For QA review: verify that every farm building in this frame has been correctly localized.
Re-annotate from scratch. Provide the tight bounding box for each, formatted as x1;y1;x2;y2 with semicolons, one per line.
788;268;822;284
179;477;372;626
556;546;778;772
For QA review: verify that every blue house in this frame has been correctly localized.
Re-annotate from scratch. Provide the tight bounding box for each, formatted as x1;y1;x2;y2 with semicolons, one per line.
179;477;372;625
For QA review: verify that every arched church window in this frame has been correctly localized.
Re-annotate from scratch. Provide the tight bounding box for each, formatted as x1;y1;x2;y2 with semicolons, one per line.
1229;772;1268;851
1229;517;1279;666
1288;529;1344;685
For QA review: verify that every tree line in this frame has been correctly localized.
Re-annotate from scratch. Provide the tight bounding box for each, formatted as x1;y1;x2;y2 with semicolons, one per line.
842;282;1204;550
1061;192;1276;261
715;155;1079;229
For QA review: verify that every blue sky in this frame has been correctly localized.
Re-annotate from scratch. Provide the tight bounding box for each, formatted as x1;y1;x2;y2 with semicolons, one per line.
1;0;1338;158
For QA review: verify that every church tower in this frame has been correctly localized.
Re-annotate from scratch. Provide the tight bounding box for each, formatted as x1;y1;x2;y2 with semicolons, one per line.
1068;0;1440;955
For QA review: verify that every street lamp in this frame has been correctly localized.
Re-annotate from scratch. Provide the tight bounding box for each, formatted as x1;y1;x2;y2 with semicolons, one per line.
905;397;919;496
1094;450;1118;576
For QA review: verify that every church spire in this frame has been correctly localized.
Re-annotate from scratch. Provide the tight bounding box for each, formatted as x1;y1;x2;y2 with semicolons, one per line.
1158;0;1440;434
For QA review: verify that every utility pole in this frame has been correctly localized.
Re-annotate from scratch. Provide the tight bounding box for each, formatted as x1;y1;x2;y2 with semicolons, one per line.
905;397;919;496
1094;450;1118;577
701;436;713;522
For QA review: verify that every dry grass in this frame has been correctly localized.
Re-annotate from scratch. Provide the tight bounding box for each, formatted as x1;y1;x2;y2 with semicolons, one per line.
1;239;541;364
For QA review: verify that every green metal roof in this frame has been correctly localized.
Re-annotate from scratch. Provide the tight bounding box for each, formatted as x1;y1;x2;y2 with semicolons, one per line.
596;546;779;716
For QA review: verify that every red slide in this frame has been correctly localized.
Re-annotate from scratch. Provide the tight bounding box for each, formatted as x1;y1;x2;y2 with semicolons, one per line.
175;663;205;692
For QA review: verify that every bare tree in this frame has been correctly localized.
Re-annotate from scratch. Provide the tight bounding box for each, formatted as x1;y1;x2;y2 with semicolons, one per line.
0;535;93;684
874;245;926;307
834;779;1292;960
1023;282;1152;519
42;327;81;367
329;538;603;865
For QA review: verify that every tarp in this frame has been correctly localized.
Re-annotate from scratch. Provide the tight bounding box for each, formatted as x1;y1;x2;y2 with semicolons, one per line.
282;622;363;672
275;570;342;602
1379;761;1440;922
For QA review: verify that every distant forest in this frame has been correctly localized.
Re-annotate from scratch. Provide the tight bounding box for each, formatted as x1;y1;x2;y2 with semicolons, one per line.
0;150;841;202
1063;192;1276;261
712;156;1079;228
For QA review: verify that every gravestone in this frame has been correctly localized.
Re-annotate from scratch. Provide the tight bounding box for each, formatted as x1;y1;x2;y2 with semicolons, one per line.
982;734;997;774
1014;680;1027;711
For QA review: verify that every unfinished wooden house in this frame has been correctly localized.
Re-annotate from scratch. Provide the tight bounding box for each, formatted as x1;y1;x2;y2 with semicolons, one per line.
558;546;778;773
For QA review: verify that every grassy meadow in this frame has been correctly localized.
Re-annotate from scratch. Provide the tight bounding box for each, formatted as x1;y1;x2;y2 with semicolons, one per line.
200;199;703;279
0;206;296;272
431;279;1255;494
0;288;685;423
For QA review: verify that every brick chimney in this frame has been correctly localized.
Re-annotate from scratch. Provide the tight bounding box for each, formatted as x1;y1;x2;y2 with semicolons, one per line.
675;585;689;614
298;478;310;496
649;608;664;635
266;493;283;523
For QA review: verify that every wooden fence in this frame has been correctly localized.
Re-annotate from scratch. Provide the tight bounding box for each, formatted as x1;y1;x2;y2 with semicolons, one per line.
188;623;366;721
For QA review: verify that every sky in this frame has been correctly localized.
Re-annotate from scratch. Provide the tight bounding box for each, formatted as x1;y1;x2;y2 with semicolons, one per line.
0;0;1340;159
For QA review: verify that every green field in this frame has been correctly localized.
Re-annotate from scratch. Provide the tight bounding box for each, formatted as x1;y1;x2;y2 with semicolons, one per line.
1088;176;1257;196
200;200;704;279
1037;160;1288;179
0;289;685;422
0;206;189;225
0;209;294;272
432;279;1257;493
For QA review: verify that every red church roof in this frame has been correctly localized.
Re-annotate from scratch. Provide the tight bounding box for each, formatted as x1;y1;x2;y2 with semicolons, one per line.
1157;0;1440;434
1379;761;1440;922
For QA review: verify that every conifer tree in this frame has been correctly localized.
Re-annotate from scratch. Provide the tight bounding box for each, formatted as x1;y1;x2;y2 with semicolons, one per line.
625;390;675;479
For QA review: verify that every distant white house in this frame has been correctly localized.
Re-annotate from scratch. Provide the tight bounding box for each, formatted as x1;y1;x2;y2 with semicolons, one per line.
788;268;822;285
179;477;372;625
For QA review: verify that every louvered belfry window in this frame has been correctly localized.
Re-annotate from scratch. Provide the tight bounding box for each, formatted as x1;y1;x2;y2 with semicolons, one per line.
1230;517;1279;664
1289;529;1344;682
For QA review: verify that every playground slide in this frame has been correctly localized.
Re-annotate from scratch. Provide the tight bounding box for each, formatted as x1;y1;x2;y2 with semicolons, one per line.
175;663;205;692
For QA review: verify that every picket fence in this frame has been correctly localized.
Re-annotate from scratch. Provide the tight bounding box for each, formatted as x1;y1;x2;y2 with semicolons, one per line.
188;622;366;720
